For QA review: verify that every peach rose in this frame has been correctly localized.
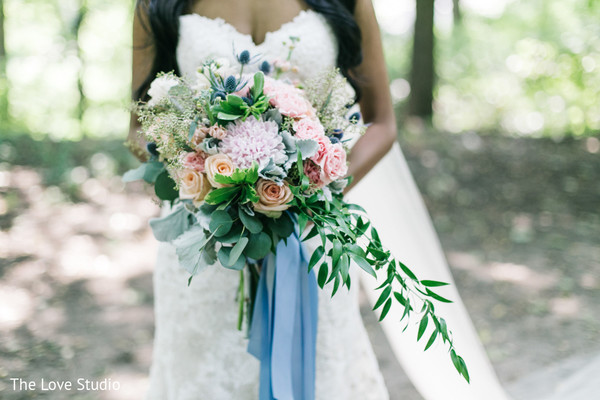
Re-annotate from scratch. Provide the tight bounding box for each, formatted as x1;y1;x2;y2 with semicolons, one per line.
182;151;208;172
208;125;227;140
322;143;348;182
178;169;211;204
204;154;235;188
254;179;294;218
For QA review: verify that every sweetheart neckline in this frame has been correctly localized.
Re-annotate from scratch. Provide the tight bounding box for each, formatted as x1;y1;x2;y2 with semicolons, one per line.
179;9;316;48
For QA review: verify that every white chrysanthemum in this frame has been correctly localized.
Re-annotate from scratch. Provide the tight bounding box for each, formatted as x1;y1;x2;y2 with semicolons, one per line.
220;118;287;170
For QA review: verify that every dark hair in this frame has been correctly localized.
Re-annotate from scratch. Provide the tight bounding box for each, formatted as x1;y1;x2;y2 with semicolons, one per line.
135;0;362;101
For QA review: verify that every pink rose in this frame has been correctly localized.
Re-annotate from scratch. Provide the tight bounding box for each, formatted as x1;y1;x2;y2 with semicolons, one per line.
182;151;208;172
293;118;332;164
254;179;294;218
303;160;326;188
322;143;348;182
263;77;313;118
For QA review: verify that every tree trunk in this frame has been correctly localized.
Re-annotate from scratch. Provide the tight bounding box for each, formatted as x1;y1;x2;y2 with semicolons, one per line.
409;0;435;117
74;0;87;131
453;0;462;25
0;0;9;125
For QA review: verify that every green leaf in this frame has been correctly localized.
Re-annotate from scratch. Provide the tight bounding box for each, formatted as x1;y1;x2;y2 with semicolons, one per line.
424;329;438;351
154;170;179;201
226;94;245;107
348;252;376;278
379;298;392;321
252;71;265;99
172;227;212;275
188;119;198;140
426;288;453;303
217;246;246;270
123;161;166;184
205;186;241;205
245;163;259;184
122;164;148;182
399;261;418;281
213;174;236;185
229;237;249;266
317;262;328;289
371;227;382;245
148;203;191;242
217;112;241;121
339;253;350;283
331;239;343;267
373;285;392;310
268;213;295;238
238;207;263;234
308;246;324;271
417;314;429;341
421;280;450;287
347;203;367;213
297;213;309;235
209;210;233;237
302;224;319;241
245;232;272;260
217;223;244;244
458;356;470;383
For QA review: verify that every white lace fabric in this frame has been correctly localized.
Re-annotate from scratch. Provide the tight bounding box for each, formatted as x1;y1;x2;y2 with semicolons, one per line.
147;10;389;400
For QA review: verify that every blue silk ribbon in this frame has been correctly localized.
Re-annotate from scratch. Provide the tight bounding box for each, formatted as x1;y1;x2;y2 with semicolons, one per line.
247;228;319;400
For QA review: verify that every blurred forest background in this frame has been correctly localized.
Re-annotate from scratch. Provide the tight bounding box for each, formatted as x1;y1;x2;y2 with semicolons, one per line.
1;0;599;399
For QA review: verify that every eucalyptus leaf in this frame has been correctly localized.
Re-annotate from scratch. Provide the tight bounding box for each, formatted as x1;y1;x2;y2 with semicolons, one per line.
217;246;246;270
172;227;212;275
245;232;272;260
229;237;249;267
149;203;191;242
239;207;263;234
209;210;233;237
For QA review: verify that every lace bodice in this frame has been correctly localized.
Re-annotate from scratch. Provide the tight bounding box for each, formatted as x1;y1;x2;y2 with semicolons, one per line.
177;10;338;82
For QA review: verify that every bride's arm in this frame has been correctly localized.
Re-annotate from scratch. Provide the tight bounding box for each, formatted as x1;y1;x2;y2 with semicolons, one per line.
345;0;397;192
127;5;155;162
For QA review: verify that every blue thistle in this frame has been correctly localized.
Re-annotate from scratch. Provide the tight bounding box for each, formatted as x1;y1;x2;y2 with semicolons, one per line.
224;75;238;93
349;112;361;124
212;91;227;101
238;50;251;65
242;96;254;106
259;61;271;75
328;136;341;144
146;142;159;156
332;129;344;140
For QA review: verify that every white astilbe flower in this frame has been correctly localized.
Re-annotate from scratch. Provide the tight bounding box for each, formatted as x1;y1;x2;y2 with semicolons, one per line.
219;118;287;170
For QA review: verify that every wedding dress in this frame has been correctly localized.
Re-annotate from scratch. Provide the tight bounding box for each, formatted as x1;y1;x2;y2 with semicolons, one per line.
146;8;512;400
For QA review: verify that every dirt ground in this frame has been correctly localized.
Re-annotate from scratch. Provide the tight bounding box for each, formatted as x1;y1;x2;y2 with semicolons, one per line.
0;131;598;399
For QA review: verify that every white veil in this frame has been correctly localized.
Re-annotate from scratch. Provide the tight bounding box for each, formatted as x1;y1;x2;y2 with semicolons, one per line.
348;142;512;400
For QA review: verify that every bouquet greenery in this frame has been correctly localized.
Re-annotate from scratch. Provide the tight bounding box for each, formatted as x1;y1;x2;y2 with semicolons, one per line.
125;49;469;382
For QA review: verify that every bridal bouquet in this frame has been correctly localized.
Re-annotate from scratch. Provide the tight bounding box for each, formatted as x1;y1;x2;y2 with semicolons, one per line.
124;51;469;383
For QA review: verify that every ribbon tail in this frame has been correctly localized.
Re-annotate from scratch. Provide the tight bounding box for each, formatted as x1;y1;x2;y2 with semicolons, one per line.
247;230;319;400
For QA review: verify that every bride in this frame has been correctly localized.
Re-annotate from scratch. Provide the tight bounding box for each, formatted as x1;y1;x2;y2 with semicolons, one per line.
129;0;513;399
